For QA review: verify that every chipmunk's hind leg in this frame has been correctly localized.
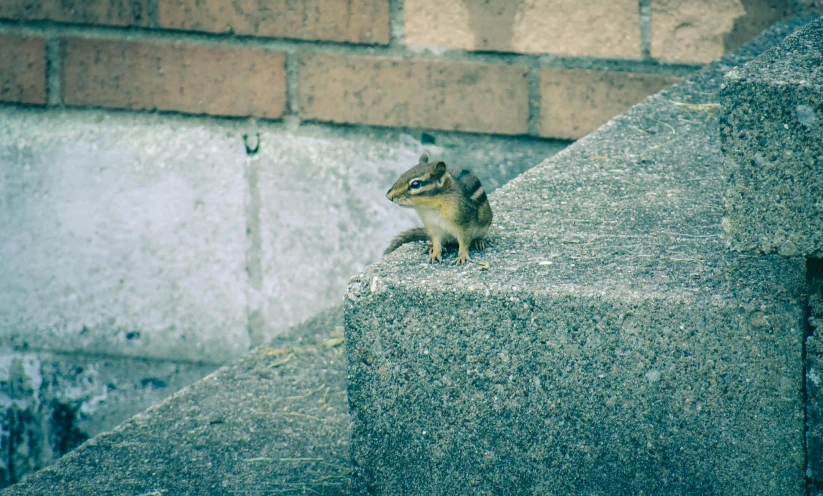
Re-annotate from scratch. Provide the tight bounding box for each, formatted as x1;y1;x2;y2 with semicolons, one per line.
471;239;487;251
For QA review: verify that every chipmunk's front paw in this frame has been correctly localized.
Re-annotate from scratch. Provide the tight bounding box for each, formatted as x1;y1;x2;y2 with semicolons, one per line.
471;239;487;250
453;253;470;265
427;250;442;263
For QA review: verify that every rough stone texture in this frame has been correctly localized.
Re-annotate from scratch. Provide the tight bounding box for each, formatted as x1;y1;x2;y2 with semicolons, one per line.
0;108;251;364
540;68;682;139
298;53;530;135
61;38;287;119
403;0;641;59
0;0;151;27
808;260;823;492
345;19;810;495
0;34;46;105
651;0;790;63
0;350;215;486
159;0;389;44
1;306;352;496
720;17;823;257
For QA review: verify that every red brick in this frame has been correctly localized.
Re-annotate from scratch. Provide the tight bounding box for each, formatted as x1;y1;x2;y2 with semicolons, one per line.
540;68;681;140
159;0;389;45
0;0;151;27
61;38;286;119
299;53;529;135
0;34;46;105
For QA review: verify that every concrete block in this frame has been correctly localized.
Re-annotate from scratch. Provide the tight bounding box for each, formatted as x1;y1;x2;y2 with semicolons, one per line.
721;17;823;257
403;0;641;59
0;108;250;363
0;349;214;486
2;305;352;496
346;20;811;495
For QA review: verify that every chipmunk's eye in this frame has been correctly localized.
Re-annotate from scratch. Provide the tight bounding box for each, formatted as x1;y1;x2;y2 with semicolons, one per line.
410;180;422;189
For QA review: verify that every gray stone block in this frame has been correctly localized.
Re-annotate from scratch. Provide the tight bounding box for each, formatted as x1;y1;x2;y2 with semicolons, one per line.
720;17;823;257
1;305;351;495
0;109;251;363
345;20;811;495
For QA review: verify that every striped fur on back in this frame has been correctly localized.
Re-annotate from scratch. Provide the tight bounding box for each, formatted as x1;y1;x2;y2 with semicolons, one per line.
453;169;487;206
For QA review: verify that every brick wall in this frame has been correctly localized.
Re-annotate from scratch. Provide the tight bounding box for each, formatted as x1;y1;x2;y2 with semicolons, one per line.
0;0;811;140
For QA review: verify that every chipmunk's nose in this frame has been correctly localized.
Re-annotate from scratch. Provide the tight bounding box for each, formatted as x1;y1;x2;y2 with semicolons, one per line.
386;189;395;201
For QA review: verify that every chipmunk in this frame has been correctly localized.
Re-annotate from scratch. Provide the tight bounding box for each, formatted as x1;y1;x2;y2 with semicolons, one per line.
385;153;493;264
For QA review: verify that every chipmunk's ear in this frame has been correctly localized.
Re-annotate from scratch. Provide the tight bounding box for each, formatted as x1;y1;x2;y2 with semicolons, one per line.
431;161;447;178
419;152;430;164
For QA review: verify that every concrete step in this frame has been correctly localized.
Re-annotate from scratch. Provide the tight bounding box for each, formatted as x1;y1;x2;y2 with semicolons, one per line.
721;16;823;257
1;306;352;495
345;18;813;495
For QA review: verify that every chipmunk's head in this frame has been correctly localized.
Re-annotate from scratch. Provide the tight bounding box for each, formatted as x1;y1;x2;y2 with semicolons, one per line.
386;152;449;208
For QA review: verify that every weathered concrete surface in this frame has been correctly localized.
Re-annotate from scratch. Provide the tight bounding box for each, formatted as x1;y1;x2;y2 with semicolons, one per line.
0;109;251;364
0;350;215;486
346;19;811;495
720;17;823;257
1;305;351;496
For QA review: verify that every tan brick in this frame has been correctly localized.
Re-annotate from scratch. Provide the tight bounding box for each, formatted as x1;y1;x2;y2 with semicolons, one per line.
0;0;151;27
404;0;641;59
298;53;529;135
159;0;389;45
651;0;789;64
62;38;286;119
540;68;681;140
0;34;46;105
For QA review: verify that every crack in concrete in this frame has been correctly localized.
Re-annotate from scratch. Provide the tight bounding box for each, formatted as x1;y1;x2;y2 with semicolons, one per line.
244;133;265;346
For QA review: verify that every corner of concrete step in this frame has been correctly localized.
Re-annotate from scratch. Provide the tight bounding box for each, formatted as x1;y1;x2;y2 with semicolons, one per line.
344;18;814;496
720;16;823;258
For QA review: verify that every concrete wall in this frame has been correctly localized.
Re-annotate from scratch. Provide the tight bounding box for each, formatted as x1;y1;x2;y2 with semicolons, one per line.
2;1;817;141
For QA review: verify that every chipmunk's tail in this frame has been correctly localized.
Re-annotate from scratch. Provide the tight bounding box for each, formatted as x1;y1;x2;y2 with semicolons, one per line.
384;227;428;255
